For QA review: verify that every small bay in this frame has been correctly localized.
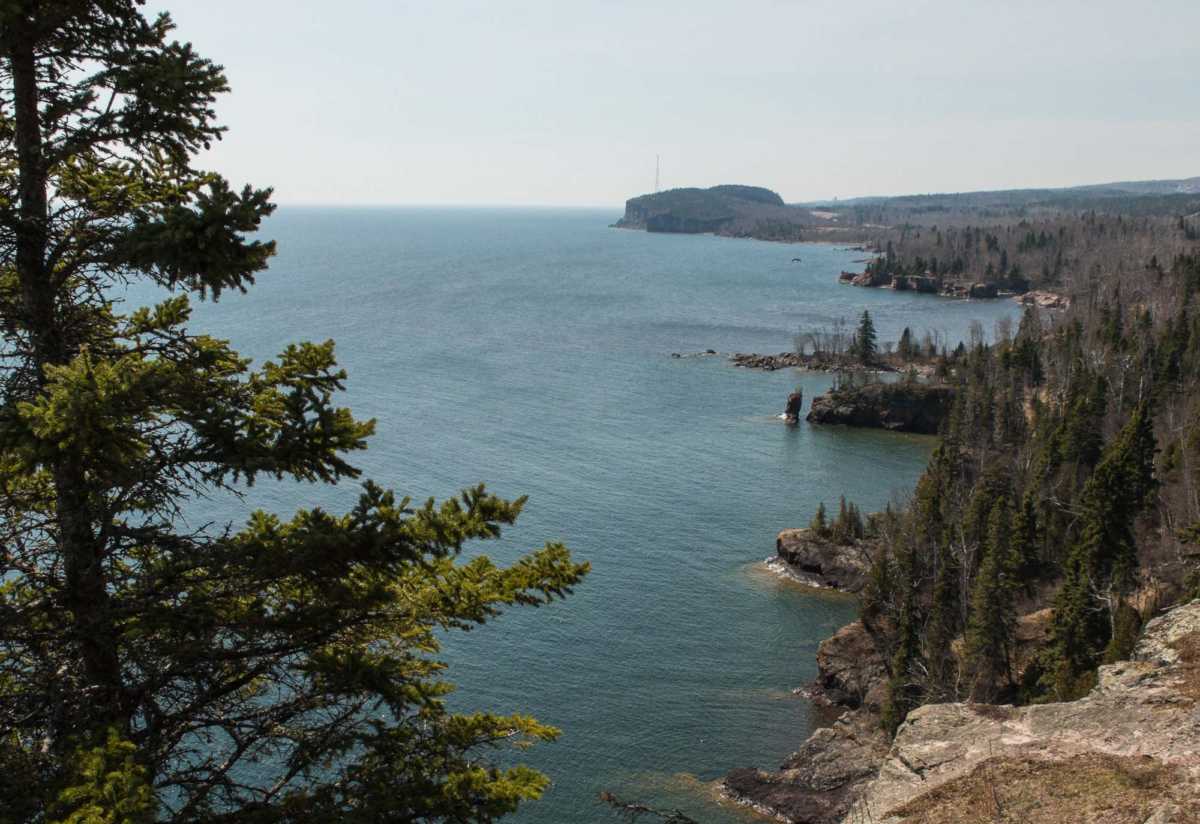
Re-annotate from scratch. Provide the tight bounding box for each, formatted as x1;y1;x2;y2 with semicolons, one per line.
148;207;1018;822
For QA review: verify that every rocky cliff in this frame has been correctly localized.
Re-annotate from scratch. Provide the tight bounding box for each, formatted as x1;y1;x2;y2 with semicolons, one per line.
806;382;955;435
725;599;1200;824
847;599;1200;823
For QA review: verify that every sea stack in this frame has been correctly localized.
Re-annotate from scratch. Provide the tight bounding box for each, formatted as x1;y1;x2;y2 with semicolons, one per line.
784;390;804;423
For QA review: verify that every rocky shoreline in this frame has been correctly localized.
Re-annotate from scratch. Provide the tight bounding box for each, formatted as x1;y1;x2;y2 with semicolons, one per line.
725;529;1200;823
838;267;1070;308
669;349;928;376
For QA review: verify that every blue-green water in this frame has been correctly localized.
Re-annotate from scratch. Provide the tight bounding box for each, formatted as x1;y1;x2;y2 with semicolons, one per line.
157;208;1018;822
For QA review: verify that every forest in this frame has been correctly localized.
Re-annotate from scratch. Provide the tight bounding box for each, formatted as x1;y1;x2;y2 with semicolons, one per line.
846;246;1200;733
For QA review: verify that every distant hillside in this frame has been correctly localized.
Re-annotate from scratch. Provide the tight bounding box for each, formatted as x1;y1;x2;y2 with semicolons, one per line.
799;176;1200;209
614;177;1200;259
613;185;807;238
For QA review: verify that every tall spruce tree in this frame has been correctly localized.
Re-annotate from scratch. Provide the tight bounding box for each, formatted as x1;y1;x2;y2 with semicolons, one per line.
853;309;878;365
0;4;587;821
963;499;1018;702
1045;401;1157;699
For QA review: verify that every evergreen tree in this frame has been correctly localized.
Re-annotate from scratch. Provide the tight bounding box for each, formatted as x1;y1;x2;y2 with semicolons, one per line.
810;501;829;536
897;326;915;361
1045;402;1157;699
853;309;878;365
963;499;1018;701
881;541;922;736
0;5;587;820
922;540;960;700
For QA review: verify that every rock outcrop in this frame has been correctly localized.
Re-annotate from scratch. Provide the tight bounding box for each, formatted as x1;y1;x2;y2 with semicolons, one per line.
724;708;890;824
724;599;1200;824
806;382;954;435
775;528;872;592
1015;289;1070;310
784;391;804;423
846;599;1200;823
812;621;887;709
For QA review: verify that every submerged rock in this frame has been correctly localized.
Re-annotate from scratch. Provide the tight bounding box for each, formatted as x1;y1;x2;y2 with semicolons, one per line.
806;382;954;435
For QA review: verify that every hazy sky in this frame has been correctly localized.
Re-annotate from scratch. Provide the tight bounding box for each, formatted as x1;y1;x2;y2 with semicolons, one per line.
162;0;1200;206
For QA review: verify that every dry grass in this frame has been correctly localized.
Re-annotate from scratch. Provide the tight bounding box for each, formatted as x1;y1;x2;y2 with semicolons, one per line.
1169;631;1200;701
887;753;1197;824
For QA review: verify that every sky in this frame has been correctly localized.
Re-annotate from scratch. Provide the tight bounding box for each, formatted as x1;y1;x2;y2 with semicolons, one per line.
161;0;1200;207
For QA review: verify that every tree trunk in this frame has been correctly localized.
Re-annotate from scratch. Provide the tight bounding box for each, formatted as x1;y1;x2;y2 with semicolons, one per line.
11;32;126;744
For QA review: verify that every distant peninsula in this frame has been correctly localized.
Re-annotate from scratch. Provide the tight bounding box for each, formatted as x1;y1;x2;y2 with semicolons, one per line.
614;177;1200;298
612;184;846;242
614;177;1200;245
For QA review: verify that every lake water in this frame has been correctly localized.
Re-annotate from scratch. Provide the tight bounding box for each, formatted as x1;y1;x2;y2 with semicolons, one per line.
156;208;1018;822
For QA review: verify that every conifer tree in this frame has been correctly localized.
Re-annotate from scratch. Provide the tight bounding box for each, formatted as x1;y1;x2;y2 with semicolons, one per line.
809;501;829;536
922;541;960;700
963;499;1018;701
897;326;915;361
853;309;878;365
1045;402;1157;699
881;546;921;735
0;4;587;820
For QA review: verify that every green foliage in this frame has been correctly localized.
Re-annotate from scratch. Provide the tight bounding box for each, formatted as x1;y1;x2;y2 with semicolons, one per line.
1042;403;1156;699
852;309;878;365
0;4;586;820
1102;601;1143;665
809;501;829;536
51;731;154;824
963;499;1019;701
829;496;865;545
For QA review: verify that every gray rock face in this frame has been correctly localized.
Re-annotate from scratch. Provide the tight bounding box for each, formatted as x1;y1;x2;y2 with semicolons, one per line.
813;621;887;710
806;383;954;435
843;599;1200;823
724;708;890;824
725;600;1200;824
775;528;872;592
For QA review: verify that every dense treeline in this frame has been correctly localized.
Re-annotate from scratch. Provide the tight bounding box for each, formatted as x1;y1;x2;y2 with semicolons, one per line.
859;212;1200;291
855;252;1200;734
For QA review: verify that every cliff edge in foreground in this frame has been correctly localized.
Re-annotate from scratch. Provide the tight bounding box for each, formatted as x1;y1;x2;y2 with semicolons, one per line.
726;599;1200;824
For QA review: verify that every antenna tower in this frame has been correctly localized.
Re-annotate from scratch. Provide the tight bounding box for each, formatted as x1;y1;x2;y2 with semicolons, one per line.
655;154;660;193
